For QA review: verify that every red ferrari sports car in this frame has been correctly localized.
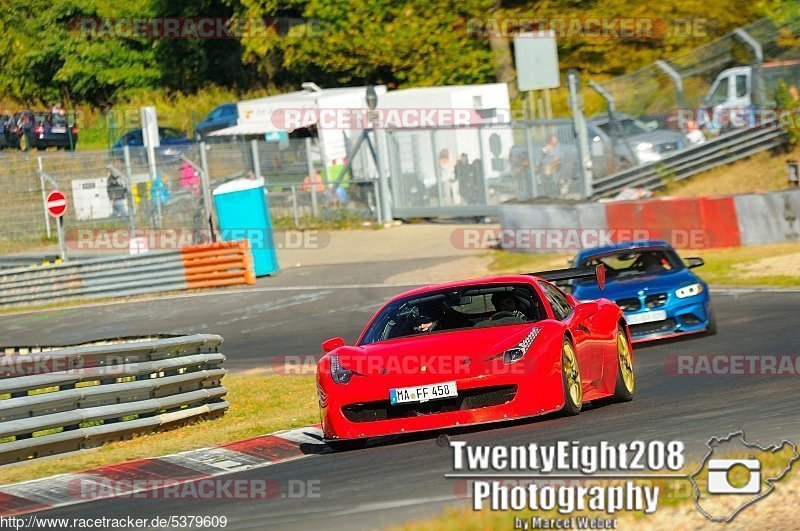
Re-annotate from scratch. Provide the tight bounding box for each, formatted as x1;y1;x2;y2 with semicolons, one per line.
316;265;634;450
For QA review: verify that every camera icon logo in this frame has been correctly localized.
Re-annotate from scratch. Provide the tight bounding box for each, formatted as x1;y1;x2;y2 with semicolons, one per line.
707;459;761;495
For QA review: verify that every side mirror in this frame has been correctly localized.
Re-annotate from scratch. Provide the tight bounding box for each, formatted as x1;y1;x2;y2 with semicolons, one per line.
321;337;345;353
685;257;704;269
595;263;606;291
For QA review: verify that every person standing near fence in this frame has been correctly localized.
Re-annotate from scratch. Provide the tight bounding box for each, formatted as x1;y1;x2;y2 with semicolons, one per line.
438;149;461;205
455;153;476;204
179;162;201;195
106;173;128;218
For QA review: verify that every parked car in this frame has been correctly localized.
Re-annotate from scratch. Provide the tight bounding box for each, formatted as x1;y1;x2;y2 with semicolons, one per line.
590;113;686;164
4;110;78;151
0;114;12;149
194;103;238;141
111;127;193;160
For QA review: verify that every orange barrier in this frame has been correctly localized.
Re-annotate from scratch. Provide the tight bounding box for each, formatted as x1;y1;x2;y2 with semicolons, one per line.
181;240;256;289
605;197;741;249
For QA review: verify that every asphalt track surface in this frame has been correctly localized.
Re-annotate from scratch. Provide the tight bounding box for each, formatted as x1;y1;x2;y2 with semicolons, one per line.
1;260;799;529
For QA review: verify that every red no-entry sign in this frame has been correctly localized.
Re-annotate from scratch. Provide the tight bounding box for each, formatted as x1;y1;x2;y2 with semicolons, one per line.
46;190;68;218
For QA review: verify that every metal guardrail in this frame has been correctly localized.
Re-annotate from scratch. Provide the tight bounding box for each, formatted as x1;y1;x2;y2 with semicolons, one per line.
0;240;255;308
0;256;63;270
592;125;789;198
0;334;228;465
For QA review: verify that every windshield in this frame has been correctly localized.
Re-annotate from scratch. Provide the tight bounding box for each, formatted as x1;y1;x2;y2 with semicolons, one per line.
577;249;683;279
359;284;549;345
597;118;649;136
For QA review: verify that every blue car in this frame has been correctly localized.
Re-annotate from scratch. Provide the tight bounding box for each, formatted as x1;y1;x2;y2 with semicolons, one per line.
194;103;238;141
570;240;715;342
111;127;193;161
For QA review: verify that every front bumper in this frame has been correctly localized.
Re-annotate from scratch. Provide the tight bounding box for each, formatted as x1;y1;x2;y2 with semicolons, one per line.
625;296;710;342
318;359;564;441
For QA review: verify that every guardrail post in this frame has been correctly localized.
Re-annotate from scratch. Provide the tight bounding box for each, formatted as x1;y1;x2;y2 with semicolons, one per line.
198;142;217;241
568;70;594;199
655;60;687;111
290;184;300;228
122;145;136;231
38;158;51;239
588;79;637;169
304;137;319;217
250;139;261;180
523;122;538;199
734;29;766;108
375;128;393;223
430;130;444;207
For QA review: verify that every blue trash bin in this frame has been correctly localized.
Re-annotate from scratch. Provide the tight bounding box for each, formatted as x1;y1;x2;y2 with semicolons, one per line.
212;178;279;277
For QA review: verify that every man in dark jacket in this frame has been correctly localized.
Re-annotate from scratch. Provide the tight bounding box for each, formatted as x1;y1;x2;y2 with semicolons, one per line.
107;173;128;218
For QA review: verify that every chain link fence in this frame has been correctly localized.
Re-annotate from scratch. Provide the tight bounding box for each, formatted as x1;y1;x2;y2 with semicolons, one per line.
0;137;378;256
595;9;800;129
385;120;620;216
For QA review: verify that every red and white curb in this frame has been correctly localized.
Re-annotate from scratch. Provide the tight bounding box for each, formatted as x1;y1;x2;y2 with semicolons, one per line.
0;425;323;517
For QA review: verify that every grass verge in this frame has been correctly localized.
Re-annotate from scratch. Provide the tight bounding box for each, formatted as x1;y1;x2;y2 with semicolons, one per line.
488;242;800;288
656;145;800;197
0;374;318;486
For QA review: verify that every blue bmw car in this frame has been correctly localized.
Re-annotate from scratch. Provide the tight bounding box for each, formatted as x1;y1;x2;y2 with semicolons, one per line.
570;240;715;342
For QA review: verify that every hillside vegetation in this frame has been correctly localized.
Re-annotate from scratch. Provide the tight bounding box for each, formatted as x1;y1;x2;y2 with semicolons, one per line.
0;1;793;112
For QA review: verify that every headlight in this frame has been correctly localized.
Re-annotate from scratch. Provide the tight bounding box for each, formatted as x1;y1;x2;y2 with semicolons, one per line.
636;142;653;152
502;327;541;364
330;354;353;384
675;283;704;298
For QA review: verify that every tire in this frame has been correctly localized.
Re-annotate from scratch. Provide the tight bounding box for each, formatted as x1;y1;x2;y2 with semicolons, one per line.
560;338;582;415
612;325;635;402
705;309;718;336
327;438;368;452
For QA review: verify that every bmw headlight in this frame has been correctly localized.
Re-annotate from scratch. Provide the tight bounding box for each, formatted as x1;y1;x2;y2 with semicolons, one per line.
636;142;653;152
675;283;704;298
330;354;353;384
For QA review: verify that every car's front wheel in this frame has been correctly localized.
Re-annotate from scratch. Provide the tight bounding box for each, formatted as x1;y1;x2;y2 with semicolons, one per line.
560;338;582;415
705;309;718;336
612;326;635;402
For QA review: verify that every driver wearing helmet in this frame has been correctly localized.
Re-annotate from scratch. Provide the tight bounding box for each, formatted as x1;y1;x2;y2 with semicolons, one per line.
490;292;527;322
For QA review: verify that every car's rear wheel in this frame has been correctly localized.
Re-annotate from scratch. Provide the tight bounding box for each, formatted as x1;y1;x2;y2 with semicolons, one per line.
327;438;368;452
612;326;635;402
561;338;582;415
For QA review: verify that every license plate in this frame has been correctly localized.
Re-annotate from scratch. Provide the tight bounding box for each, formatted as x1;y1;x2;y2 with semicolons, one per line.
52;127;66;133
390;381;457;405
626;310;667;325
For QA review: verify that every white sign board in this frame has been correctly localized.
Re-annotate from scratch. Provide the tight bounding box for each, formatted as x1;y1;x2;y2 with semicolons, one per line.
71;178;111;220
514;31;560;91
140;106;160;148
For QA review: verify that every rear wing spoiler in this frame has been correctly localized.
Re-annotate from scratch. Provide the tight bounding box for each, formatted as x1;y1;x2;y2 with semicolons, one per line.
531;264;606;291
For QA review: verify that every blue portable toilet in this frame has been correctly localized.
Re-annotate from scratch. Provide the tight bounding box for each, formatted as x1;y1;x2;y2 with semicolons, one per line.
212;178;279;276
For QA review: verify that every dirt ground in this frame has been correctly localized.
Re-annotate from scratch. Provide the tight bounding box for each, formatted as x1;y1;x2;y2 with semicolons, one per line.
734;252;800;278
